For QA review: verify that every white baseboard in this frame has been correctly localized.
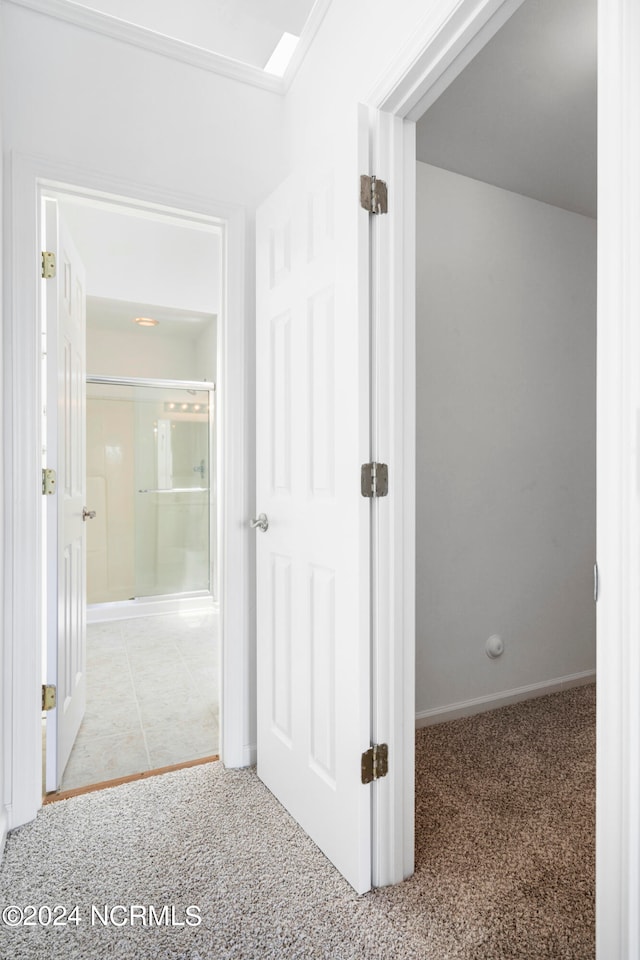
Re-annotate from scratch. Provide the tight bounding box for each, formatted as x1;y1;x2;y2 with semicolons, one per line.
0;807;8;864
415;670;596;727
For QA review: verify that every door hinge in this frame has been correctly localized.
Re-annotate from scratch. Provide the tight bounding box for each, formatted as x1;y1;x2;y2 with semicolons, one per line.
361;743;389;784
42;468;57;495
360;175;388;215
594;562;599;603
41;251;56;279
361;462;389;498
42;684;57;711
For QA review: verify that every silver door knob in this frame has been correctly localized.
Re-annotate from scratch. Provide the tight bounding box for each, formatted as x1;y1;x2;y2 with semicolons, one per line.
82;507;97;521
250;513;269;532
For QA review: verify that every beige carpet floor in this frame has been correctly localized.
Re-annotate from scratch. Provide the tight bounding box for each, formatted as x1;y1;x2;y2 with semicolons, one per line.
0;684;595;960
374;683;595;959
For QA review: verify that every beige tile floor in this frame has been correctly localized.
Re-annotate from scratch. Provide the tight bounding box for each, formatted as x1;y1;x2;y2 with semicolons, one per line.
58;608;219;792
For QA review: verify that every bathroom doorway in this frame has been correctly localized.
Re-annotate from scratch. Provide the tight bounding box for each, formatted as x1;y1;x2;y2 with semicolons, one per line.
41;191;223;796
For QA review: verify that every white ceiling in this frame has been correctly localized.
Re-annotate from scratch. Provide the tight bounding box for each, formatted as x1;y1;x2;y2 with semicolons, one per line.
416;0;596;218
73;0;317;69
60;198;221;314
87;296;215;341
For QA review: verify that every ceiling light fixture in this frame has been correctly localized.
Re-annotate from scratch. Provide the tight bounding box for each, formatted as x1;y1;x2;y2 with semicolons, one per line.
133;317;159;327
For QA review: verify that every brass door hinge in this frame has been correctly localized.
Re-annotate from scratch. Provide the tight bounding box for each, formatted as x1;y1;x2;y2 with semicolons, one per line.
42;251;56;279
42;468;57;495
42;684;57;711
361;743;389;784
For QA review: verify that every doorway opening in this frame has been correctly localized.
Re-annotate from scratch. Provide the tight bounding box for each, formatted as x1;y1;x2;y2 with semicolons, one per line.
40;191;223;797
411;0;595;946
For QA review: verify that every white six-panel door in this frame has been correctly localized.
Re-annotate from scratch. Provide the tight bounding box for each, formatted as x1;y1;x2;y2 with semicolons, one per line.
255;167;372;894
45;199;88;792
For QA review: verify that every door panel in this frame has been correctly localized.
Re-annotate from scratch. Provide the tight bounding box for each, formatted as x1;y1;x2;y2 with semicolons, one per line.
45;199;87;792
256;158;371;893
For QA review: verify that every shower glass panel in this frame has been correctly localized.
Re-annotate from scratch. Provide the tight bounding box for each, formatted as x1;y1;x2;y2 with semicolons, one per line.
86;380;213;604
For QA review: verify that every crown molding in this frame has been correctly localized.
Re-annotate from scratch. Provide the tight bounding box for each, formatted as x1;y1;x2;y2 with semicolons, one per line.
4;0;333;94
3;0;292;93
282;0;333;88
4;0;334;93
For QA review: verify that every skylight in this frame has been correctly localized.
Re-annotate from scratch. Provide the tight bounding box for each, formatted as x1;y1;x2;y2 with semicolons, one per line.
264;32;300;76
71;0;318;74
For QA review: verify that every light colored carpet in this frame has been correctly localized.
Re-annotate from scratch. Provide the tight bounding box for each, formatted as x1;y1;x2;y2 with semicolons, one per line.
0;685;594;960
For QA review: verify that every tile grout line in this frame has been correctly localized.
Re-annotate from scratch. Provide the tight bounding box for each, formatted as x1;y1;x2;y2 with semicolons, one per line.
62;620;132;791
123;616;208;767
73;613;220;784
174;622;221;725
123;630;154;772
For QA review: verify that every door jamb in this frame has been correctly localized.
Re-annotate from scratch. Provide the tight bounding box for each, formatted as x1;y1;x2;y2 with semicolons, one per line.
4;152;252;830
367;1;640;956
364;0;529;891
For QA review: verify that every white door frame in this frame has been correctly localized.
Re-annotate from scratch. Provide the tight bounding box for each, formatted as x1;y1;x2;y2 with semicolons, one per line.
4;152;252;830
367;1;640;955
365;0;530;890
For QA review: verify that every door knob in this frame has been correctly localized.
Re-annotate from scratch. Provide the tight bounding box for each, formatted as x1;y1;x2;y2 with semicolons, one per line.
250;513;269;533
82;507;97;521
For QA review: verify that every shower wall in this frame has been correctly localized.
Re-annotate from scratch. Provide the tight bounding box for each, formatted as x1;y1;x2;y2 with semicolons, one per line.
86;383;212;604
86;394;135;602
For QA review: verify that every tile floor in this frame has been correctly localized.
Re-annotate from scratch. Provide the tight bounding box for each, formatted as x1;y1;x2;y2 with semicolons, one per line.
58;608;219;792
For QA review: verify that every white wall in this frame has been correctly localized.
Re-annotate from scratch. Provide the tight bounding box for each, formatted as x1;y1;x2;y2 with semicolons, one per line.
2;5;285;206
285;0;431;165
415;161;596;717
87;316;206;381
1;0;286;795
59;202;222;315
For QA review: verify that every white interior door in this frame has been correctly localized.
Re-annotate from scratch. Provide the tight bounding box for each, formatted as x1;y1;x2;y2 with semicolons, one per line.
45;198;88;792
255;156;372;893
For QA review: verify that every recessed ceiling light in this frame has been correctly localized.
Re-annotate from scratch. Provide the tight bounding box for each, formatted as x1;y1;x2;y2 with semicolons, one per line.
133;317;159;327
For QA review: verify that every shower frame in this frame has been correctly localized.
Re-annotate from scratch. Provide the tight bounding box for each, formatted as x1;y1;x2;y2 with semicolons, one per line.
86;374;217;620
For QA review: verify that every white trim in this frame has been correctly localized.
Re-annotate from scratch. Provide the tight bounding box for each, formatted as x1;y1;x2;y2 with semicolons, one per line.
0;808;7;859
596;1;640;956
87;596;217;624
4;154;43;830
365;0;530;892
4;151;251;830
281;0;333;89
368;108;416;888
369;0;639;954
416;671;596;727
367;0;527;118
3;0;333;95
4;0;281;92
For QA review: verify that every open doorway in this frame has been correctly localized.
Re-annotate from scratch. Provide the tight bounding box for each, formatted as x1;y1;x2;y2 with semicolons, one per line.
411;0;596;947
41;192;223;796
414;0;596;723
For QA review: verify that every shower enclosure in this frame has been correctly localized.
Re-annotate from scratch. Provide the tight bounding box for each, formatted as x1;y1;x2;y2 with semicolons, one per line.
85;377;216;610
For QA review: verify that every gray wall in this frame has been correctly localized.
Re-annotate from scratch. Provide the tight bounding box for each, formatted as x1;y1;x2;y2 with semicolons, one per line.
416;162;596;717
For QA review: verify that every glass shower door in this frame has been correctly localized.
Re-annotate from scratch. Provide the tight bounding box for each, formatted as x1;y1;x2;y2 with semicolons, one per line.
85;380;214;604
134;384;211;598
